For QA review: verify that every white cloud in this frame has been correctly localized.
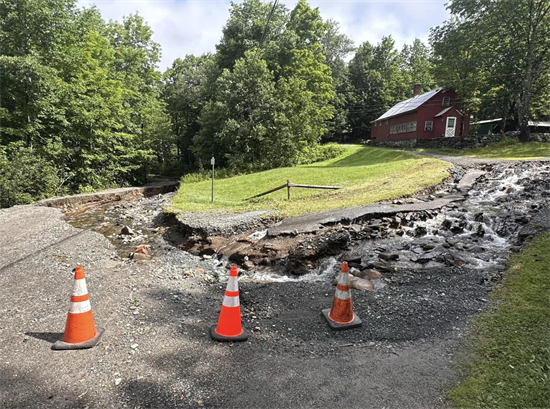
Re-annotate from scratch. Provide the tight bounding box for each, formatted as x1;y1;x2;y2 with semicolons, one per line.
77;0;451;70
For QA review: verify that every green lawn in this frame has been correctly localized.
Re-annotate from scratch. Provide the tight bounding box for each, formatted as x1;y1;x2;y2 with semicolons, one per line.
449;233;550;408
169;145;451;217
413;141;550;160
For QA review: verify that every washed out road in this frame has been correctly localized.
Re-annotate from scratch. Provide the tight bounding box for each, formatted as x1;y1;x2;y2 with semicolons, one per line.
2;153;549;408
1;206;465;409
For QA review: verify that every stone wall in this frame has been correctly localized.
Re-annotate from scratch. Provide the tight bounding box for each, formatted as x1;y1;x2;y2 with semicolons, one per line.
370;133;550;149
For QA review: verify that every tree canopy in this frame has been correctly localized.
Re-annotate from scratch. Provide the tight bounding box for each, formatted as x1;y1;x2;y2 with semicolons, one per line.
431;0;550;141
2;0;546;207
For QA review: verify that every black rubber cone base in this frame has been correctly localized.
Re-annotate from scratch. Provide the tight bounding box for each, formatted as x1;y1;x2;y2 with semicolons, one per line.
52;327;105;350
321;309;362;331
210;325;249;342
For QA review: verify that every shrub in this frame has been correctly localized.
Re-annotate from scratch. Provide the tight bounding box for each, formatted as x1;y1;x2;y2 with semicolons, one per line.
0;144;61;208
495;135;519;146
298;143;345;165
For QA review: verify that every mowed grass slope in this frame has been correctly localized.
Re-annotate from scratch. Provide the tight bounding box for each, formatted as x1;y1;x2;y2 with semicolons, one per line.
170;145;451;217
449;233;550;408
414;141;550;160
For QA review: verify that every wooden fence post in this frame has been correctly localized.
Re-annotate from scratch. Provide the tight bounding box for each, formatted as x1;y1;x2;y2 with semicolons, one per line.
287;179;291;200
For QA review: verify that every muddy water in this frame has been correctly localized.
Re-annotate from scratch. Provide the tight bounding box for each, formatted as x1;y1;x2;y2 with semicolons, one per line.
65;193;175;258
65;163;550;285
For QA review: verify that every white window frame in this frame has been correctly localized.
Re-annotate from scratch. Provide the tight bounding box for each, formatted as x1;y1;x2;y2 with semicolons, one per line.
425;121;433;131
442;97;450;106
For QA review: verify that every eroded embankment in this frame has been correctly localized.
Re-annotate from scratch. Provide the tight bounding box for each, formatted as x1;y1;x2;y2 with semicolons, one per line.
66;162;550;289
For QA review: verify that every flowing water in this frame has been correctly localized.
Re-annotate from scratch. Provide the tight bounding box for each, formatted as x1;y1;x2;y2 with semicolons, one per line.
66;163;550;284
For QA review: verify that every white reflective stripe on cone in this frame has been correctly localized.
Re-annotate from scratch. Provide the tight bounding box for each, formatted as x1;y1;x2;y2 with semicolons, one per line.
226;276;239;292
338;272;350;286
335;288;351;300
72;278;88;296
69;300;92;314
222;295;240;308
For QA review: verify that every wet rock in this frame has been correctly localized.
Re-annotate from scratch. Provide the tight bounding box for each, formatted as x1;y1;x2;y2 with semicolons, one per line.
378;252;399;261
237;235;253;243
370;278;387;291
262;243;283;252
453;257;465;266
131;245;151;260
220;241;251;263
475;224;485;237
349;276;374;291
200;247;217;256
454;242;465;251
468;246;486;254
421;243;437;250
415;226;428;236
450;224;465;234
120;226;135;235
355;269;383;280
243;260;255;271
343;256;362;265
259;258;271;266
286;259;309;276
324;231;352;252
413;251;440;264
366;260;397;273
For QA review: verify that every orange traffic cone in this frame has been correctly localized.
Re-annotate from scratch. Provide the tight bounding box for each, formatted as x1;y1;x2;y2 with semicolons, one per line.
52;266;104;350
210;265;249;342
322;262;362;330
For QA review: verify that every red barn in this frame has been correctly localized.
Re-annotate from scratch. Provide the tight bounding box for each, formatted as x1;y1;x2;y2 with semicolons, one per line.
370;86;470;141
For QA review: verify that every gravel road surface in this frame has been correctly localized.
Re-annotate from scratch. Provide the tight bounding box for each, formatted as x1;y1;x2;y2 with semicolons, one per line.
1;205;466;409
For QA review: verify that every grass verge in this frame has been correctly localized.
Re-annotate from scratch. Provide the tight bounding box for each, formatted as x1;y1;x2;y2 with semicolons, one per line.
170;145;451;217
449;233;550;408
411;141;550;160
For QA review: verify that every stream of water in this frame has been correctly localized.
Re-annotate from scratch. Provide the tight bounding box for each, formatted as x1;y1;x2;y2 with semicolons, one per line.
66;162;550;284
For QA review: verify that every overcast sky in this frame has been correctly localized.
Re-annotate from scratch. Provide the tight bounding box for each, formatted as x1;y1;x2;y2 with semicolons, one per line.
77;0;451;71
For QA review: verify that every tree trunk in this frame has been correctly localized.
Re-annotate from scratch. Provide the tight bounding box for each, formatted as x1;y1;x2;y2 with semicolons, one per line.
518;0;538;143
25;75;32;149
519;121;531;142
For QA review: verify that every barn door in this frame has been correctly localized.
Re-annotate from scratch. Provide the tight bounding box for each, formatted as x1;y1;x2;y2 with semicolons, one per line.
445;117;457;137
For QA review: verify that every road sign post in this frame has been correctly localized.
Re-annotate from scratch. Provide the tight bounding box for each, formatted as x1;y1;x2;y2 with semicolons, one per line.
211;156;215;202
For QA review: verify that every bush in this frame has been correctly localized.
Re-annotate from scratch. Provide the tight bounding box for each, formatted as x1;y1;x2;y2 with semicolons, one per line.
0;144;61;208
181;167;241;184
298;143;346;165
495;135;519;146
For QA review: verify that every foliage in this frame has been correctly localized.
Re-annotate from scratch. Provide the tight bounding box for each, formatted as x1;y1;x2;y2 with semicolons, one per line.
449;233;550;408
170;145;451;217
0;144;61;207
297;143;345;165
321;19;355;141
347;37;409;138
162;54;217;169
431;0;550;141
0;0;172;206
191;0;336;173
400;39;436;95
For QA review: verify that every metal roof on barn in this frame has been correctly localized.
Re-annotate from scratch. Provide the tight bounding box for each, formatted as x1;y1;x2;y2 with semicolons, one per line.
435;106;453;117
372;88;442;122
